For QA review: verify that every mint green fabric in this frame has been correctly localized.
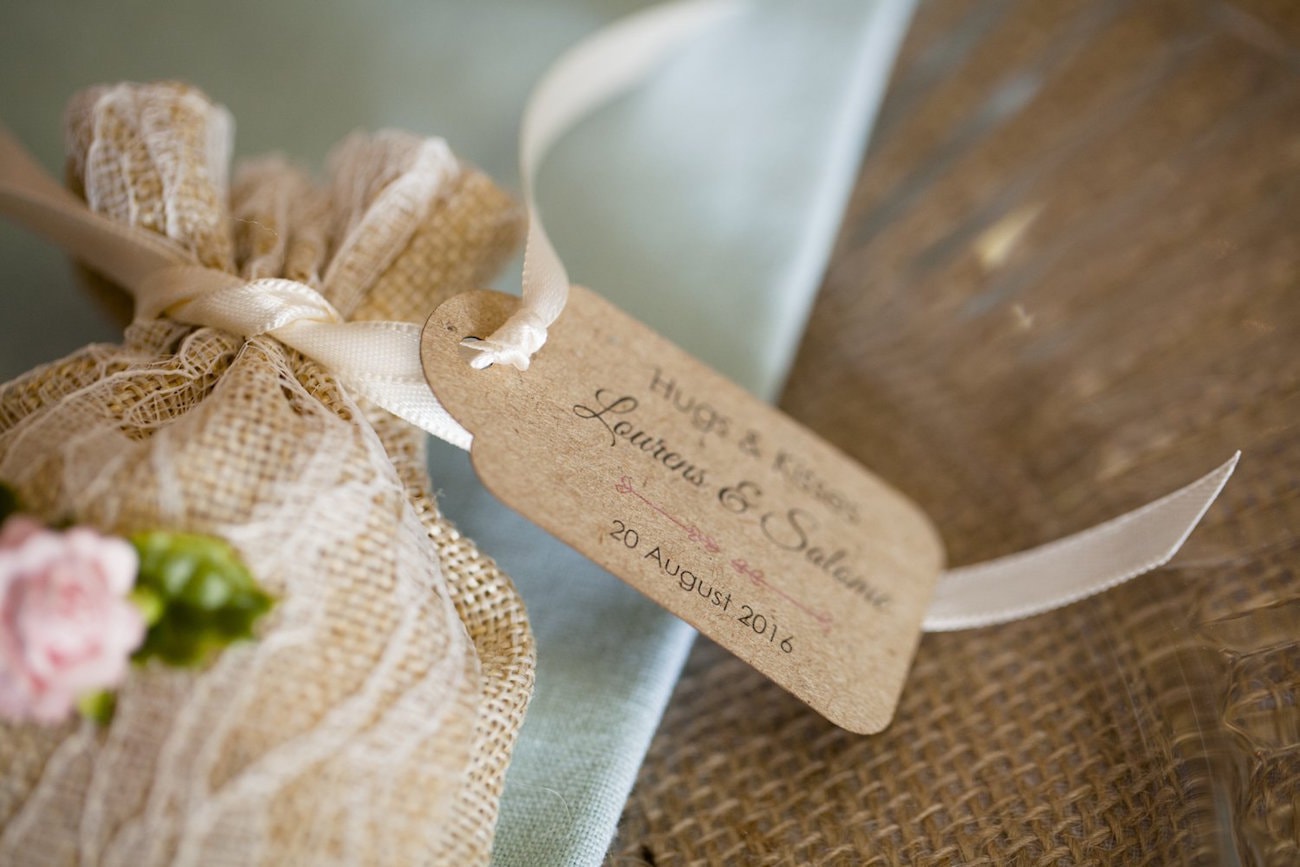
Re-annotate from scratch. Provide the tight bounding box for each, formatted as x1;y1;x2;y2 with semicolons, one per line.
0;2;913;863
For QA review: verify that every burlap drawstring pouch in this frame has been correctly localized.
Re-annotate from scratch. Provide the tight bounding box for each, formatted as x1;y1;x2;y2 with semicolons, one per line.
0;81;533;865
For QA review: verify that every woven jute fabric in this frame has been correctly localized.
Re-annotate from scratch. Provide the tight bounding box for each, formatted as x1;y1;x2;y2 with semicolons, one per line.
0;82;532;865
613;1;1299;864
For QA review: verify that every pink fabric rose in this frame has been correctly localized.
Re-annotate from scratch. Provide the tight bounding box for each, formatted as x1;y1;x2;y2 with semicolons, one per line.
0;516;145;723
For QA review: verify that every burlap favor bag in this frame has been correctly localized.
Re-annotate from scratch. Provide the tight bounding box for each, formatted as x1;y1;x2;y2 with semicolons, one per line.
0;82;532;865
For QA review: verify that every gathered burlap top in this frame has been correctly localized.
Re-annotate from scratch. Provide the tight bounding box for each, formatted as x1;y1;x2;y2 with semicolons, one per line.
613;1;1299;864
0;82;532;865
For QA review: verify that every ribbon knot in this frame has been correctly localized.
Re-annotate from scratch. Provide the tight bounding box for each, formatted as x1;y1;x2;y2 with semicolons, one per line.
462;307;551;371
0;123;474;450
140;264;477;449
137;266;342;331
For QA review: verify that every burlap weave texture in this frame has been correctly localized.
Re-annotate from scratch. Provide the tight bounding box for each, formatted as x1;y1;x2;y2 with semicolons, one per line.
613;1;1300;864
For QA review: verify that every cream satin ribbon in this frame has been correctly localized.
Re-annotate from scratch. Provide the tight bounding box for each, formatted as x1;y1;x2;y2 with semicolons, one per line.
462;0;742;372
0;0;1236;633
0;130;473;450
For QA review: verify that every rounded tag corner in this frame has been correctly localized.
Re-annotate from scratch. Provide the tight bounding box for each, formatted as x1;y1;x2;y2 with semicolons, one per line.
838;709;891;737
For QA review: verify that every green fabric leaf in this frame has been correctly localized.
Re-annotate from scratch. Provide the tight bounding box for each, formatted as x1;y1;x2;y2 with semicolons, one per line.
0;483;18;523
128;585;166;627
77;689;116;725
130;531;274;667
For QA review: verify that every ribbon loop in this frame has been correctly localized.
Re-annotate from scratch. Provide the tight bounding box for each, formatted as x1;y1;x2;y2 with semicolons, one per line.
467;0;741;370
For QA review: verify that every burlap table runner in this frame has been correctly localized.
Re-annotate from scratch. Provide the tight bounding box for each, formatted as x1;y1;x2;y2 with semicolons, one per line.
613;1;1299;863
0;82;532;865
